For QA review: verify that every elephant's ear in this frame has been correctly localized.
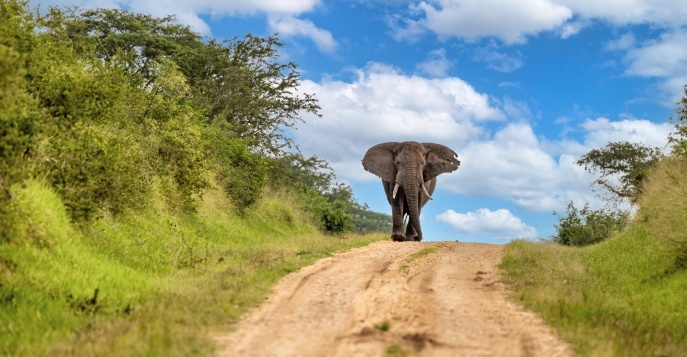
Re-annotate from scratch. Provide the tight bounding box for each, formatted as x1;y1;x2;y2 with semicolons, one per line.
422;143;460;181
362;142;397;182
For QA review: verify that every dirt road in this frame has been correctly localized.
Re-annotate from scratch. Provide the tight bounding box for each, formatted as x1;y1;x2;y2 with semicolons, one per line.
213;241;571;357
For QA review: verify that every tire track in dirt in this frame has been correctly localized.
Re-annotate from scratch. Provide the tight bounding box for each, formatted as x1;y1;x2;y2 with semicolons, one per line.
213;241;571;357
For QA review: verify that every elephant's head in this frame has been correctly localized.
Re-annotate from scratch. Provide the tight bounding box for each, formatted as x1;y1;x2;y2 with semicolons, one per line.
362;141;460;241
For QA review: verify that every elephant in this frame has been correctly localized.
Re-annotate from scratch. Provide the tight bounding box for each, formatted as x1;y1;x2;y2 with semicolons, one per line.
362;141;460;242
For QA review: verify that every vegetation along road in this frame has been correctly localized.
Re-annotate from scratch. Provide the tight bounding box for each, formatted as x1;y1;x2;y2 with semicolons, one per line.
214;241;572;357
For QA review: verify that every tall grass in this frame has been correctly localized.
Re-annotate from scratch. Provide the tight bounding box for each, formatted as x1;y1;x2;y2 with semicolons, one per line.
501;158;687;356
0;180;384;356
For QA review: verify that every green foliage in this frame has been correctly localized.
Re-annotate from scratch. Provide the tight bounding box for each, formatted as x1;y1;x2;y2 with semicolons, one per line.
63;8;321;154
637;158;687;268
269;153;391;234
669;85;687;158
0;180;383;356
502;136;687;355
577;141;664;202
553;201;628;247
0;3;388;355
501;229;685;356
0;1;42;244
204;122;270;212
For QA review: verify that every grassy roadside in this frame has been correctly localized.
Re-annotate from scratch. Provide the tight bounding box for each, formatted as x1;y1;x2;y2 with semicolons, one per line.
0;180;384;356
500;159;687;356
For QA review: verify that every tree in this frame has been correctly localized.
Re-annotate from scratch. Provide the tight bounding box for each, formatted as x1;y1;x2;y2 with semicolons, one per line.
669;85;687;158
63;9;321;154
553;201;628;246
576;141;664;203
0;0;41;241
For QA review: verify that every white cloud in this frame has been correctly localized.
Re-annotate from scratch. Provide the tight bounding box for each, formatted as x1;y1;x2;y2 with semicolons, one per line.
437;208;538;242
416;48;453;77
605;32;636;51
295;64;673;213
443;123;595;212
622;28;687;104
268;15;337;54
410;0;573;44
440;117;672;212
386;14;427;43
578;117;673;151
294;63;505;182
473;41;525;72
559;19;588;39
559;0;687;28
389;0;687;46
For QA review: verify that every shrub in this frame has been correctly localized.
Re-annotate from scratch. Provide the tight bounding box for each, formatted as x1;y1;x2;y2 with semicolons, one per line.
638;158;687;268
553;201;628;246
204;122;270;212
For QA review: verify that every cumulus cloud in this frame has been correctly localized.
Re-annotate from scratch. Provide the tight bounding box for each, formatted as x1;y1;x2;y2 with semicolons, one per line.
295;63;672;212
441;123;595;212
577;117;673;151
384;1;687;104
622;28;687;104
416;48;453;77
559;0;687;28
390;0;687;45
407;0;573;44
268;15;337;54
294;63;504;181
437;208;538;242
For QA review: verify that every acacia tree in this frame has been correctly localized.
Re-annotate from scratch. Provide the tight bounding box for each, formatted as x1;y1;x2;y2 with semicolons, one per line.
577;141;664;203
63;9;320;154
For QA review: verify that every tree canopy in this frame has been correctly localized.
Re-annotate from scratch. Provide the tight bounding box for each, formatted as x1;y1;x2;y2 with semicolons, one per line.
576;141;664;203
0;1;389;236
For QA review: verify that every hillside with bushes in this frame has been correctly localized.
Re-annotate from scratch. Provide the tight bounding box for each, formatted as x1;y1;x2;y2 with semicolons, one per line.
501;87;687;355
0;1;388;355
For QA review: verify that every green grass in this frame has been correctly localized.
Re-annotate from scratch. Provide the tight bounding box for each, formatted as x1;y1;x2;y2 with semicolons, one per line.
374;320;391;332
384;344;407;357
406;246;437;261
0;180;384;356
500;159;687;356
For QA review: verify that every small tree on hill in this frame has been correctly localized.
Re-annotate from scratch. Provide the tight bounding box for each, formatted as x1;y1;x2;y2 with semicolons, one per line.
577;141;664;203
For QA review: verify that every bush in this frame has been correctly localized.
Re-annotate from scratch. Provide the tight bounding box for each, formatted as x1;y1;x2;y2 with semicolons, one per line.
553;201;629;246
638;158;687;268
204;122;270;212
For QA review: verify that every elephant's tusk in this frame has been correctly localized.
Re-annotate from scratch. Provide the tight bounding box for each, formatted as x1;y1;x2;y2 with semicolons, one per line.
392;183;400;199
421;182;433;200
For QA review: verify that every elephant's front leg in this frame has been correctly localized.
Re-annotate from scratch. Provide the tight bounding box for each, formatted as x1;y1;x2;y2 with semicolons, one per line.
391;190;407;242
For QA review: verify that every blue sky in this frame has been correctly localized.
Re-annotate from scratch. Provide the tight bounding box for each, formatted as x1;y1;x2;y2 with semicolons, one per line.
44;0;687;243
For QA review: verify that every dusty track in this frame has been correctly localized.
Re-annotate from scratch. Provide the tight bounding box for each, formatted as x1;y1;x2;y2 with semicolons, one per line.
213;241;571;357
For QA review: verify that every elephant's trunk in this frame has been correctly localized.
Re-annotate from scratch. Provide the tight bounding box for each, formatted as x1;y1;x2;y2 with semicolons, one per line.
403;176;422;241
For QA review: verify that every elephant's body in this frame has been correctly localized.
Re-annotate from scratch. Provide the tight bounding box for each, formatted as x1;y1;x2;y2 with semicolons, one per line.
362;141;460;242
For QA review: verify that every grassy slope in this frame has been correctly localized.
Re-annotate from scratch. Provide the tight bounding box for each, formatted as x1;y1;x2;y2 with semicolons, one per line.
0;180;384;356
500;159;687;356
